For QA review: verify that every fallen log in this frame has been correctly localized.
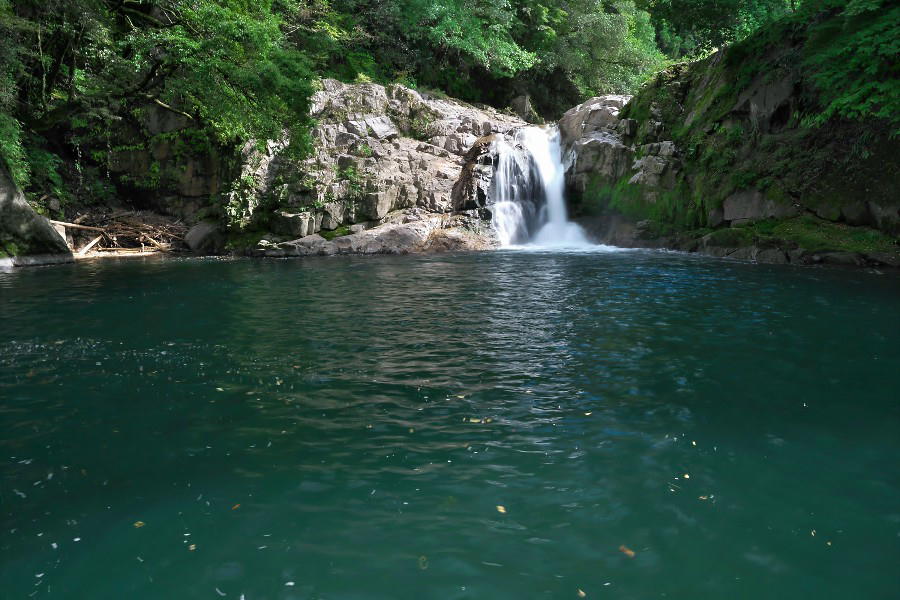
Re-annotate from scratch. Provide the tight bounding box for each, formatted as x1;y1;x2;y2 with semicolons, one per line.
77;235;104;256
49;220;106;233
93;246;157;253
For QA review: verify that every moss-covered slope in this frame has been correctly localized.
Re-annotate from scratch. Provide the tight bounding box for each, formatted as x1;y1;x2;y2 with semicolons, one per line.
576;3;899;263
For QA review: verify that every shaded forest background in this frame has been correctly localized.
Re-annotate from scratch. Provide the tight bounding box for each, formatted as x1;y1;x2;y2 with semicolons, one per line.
0;0;895;210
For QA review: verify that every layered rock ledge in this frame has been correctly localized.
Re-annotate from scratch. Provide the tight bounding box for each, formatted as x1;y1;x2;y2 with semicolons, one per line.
209;79;526;256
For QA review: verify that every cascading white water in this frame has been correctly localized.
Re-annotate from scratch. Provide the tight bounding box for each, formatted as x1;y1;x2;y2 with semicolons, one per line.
489;126;591;248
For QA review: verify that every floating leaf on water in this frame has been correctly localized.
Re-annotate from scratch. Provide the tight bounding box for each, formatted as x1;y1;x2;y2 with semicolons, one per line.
692;441;697;446
418;555;429;570
584;412;592;416
683;473;690;479
618;544;636;558
826;541;832;546
232;504;241;510
577;589;587;598
496;505;507;514
215;387;224;392
133;521;145;528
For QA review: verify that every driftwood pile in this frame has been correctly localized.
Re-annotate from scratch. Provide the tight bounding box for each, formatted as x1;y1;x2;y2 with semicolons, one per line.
51;212;188;256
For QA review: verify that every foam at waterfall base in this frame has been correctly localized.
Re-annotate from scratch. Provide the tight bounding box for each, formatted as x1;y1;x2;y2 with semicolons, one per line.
531;220;591;248
503;239;629;253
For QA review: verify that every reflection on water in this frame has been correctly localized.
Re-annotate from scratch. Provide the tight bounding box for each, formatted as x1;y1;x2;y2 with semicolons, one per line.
1;253;899;599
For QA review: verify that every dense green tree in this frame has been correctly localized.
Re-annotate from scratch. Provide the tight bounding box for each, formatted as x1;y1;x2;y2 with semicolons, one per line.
3;0;891;204
1;0;316;187
519;0;666;95
638;0;794;56
287;0;664;109
801;0;899;132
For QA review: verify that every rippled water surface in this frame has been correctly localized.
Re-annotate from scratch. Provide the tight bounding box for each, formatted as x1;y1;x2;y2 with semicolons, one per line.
2;251;899;599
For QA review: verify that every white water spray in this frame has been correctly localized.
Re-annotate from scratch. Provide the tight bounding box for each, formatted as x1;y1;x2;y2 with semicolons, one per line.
490;126;591;248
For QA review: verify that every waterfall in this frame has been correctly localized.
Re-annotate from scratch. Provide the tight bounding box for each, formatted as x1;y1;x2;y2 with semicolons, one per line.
489;126;590;248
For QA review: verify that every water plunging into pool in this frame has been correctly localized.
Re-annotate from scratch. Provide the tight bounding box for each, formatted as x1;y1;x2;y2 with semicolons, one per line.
490;126;591;248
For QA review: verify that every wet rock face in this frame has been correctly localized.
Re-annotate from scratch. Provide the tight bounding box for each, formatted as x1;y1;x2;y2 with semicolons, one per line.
558;94;684;199
451;135;503;211
0;166;71;261
558;96;638;197
558;95;631;148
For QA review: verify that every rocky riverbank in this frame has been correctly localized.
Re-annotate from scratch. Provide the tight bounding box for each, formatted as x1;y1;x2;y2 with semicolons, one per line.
3;42;897;268
552;94;900;268
547;9;898;267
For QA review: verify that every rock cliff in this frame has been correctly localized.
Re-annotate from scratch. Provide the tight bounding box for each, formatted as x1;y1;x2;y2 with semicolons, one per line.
559;19;899;267
224;79;526;256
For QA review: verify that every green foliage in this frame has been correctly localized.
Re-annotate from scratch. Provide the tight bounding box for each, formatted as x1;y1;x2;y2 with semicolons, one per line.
747;216;897;253
353;143;373;158
23;140;68;207
584;174;706;229
407;113;434;141
638;0;795;57
801;0;900;134
524;0;668;96
0;239;21;258
294;0;668;110
0;0;27;184
336;165;366;202
0;112;27;187
224;173;259;228
320;225;352;240
224;229;267;251
1;0;318;195
2;0;893;245
139;0;317;150
614;0;899;244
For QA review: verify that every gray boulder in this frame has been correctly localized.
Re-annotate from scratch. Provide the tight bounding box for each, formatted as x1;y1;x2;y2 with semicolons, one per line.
271;211;315;237
184;221;226;254
0;166;71;261
868;201;899;236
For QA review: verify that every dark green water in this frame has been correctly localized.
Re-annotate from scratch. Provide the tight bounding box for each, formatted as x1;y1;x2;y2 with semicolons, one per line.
1;251;899;599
